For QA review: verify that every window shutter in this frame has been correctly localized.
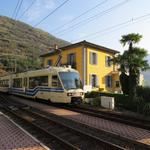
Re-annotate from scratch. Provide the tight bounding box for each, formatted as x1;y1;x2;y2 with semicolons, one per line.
96;75;99;87
89;74;92;86
105;56;107;67
90;52;92;64
96;53;98;65
110;75;112;87
105;76;108;87
67;54;70;64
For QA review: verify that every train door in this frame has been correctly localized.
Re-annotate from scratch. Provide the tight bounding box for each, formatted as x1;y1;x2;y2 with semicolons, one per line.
50;74;63;102
23;77;28;93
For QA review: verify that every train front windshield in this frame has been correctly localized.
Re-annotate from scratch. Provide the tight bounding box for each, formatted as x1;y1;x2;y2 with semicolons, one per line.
59;72;83;90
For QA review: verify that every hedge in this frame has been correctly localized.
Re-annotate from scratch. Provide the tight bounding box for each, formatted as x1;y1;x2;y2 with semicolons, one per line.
85;91;128;108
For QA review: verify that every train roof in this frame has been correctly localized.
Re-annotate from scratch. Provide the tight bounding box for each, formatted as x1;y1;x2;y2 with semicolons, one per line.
23;66;78;74
0;66;78;79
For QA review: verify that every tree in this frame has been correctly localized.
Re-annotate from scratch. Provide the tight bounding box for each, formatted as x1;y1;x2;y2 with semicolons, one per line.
115;33;150;100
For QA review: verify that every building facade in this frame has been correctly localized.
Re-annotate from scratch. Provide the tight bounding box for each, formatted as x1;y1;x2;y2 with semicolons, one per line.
40;41;120;93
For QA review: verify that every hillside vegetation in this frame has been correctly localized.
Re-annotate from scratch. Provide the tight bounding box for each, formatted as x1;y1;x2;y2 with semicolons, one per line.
0;16;70;72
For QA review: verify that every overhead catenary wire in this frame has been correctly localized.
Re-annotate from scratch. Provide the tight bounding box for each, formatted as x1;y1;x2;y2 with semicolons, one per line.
54;0;131;36
72;13;150;42
18;0;36;19
12;0;21;19
50;0;108;33
14;0;24;20
33;0;70;27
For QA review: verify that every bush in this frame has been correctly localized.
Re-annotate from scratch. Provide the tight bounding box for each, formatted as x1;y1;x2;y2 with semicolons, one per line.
143;103;150;116
136;86;150;103
85;91;128;108
85;91;100;98
91;97;101;107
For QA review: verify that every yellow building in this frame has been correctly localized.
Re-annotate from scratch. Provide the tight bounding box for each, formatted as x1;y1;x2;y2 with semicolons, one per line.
40;41;120;93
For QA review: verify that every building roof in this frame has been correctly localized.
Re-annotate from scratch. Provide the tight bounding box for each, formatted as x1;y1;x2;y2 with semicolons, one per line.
40;40;119;57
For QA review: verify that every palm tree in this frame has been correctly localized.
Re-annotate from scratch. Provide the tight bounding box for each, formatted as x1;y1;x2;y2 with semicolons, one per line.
115;33;149;100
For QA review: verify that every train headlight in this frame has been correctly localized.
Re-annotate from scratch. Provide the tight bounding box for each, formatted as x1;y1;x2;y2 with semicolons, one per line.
80;92;84;96
67;93;73;96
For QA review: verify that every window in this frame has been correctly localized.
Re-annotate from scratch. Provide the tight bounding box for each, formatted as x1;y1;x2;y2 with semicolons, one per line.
67;53;76;68
13;78;22;88
0;79;9;87
47;59;53;66
90;74;98;87
23;78;27;87
90;52;97;65
105;56;112;67
105;75;112;88
52;75;62;88
29;76;48;89
59;72;82;90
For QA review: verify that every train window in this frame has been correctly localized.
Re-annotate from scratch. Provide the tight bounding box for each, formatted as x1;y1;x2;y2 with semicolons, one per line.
23;78;27;87
13;78;22;88
5;80;9;87
29;76;48;89
0;79;9;87
0;80;2;86
52;75;62;88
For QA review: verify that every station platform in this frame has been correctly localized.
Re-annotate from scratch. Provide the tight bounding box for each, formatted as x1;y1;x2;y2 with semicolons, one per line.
13;97;150;146
0;112;49;150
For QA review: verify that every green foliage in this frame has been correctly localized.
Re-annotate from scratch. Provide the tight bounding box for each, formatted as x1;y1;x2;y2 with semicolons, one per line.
85;91;128;108
143;103;150;116
120;33;142;46
91;97;101;107
0;16;70;72
114;33;149;101
136;86;150;103
85;91;100;98
100;92;129;108
119;72;129;94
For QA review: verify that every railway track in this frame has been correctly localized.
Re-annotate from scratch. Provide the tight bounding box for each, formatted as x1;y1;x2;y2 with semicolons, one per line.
1;93;150;149
0;94;125;150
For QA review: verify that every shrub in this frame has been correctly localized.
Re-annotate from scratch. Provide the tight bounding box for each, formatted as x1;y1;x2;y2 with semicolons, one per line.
143;103;150;116
85;91;100;98
85;91;128;108
91;97;101;107
136;86;150;103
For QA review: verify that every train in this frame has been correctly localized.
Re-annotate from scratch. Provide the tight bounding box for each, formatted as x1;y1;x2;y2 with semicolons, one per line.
0;66;84;104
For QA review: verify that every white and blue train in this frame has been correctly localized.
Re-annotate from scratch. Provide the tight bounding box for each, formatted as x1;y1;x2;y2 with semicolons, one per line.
0;66;84;104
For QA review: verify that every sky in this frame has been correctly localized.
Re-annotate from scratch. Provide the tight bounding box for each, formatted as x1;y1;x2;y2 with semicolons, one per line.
1;0;150;54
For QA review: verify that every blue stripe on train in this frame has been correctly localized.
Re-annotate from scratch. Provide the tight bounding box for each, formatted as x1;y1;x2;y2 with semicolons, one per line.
9;87;64;96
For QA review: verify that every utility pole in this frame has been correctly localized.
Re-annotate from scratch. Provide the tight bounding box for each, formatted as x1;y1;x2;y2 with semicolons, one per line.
54;45;62;67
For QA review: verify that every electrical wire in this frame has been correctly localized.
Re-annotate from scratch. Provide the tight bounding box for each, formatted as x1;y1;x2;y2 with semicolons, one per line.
72;13;150;42
50;0;108;33
54;0;131;36
33;0;70;27
18;0;36;19
12;0;21;19
14;0;24;20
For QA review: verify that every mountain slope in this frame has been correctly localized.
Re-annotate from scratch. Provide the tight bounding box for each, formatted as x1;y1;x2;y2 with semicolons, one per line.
0;16;70;71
